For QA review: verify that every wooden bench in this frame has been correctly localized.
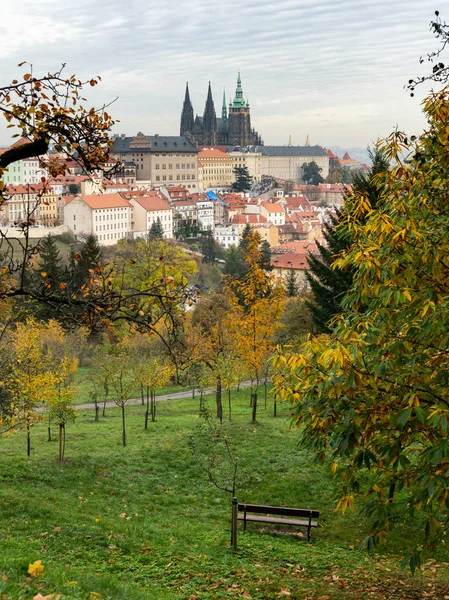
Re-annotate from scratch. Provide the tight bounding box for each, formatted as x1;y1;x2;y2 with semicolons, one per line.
237;503;320;542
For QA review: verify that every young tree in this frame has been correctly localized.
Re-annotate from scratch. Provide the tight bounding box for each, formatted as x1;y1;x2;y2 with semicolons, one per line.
226;230;285;423
7;319;67;455
188;293;235;422
47;360;77;462
301;161;324;185
101;352;137;447
274;86;449;570
232;166;253;192
138;357;172;427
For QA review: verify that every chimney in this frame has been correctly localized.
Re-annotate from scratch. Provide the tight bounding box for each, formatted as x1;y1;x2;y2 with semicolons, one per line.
121;134;126;140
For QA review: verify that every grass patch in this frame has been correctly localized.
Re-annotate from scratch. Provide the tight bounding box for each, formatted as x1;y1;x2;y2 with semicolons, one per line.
1;389;449;599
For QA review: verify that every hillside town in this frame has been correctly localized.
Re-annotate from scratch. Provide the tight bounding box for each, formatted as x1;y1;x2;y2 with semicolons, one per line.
0;122;366;290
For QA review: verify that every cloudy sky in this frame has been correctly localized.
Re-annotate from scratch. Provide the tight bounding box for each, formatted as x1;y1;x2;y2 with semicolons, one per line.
0;0;442;149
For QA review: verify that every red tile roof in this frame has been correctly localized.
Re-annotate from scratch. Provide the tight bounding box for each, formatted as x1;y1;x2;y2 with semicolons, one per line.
131;195;172;212
232;214;267;225
67;194;132;209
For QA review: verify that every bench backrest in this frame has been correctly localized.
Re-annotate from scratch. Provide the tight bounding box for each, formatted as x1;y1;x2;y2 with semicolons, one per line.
238;503;320;519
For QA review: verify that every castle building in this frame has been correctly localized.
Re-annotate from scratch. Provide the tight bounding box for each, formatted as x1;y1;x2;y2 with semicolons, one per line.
180;73;263;148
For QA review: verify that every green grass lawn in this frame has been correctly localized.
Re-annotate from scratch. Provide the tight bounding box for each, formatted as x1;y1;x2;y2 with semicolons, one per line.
1;390;449;599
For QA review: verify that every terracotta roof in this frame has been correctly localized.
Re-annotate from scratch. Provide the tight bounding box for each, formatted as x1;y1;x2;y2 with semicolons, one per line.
261;202;285;213
131;195;172;212
5;183;44;194
232;214;267;225
67;194;132;209
198;148;230;159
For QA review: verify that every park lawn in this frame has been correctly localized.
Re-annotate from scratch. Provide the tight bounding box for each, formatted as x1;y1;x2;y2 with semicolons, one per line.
0;390;449;600
72;366;192;405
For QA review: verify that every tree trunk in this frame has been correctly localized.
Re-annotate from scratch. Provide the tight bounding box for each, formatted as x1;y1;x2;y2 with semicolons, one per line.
216;376;223;423
273;396;277;418
121;404;126;447
103;398;107;417
95;404;99;422
145;386;150;430
140;383;145;406
228;388;232;421
151;390;156;422
27;423;31;457
252;389;258;424
200;389;204;411
264;380;268;409
47;414;52;442
58;423;64;462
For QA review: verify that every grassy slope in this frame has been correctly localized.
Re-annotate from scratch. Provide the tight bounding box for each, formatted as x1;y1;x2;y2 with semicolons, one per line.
0;390;448;600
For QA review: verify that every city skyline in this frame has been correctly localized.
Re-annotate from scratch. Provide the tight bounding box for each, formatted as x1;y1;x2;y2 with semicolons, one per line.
0;0;441;149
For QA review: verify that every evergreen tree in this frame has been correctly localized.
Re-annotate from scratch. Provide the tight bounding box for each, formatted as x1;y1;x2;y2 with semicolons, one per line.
285;268;297;297
259;240;272;271
200;231;216;264
223;245;246;279
149;218;164;239
306;148;389;333
238;223;252;254
37;235;64;284
232;166;253;192
70;234;102;291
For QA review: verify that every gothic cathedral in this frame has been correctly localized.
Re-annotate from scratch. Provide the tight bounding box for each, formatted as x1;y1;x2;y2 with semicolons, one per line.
180;73;263;147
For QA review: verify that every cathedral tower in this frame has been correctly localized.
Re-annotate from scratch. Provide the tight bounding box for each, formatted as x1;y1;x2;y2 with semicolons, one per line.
228;72;253;147
180;82;194;136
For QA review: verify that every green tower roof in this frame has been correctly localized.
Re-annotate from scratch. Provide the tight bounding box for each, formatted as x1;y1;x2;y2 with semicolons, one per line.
231;71;248;109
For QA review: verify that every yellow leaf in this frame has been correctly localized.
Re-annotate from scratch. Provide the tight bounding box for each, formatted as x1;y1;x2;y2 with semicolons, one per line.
28;559;44;577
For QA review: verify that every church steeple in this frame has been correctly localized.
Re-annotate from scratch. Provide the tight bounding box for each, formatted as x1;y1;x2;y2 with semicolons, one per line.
231;71;247;109
180;82;194;136
222;89;227;120
203;82;217;142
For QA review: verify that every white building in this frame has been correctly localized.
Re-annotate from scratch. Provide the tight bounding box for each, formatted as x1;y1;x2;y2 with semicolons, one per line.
195;200;214;231
214;224;240;249
127;192;174;239
64;194;132;246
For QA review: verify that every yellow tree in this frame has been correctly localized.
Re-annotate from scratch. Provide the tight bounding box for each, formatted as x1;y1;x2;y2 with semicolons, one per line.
8;319;63;455
47;358;77;462
187;293;236;422
138;357;173;428
225;231;285;423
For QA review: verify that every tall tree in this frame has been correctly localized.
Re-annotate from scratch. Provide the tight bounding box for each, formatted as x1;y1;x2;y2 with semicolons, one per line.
232;166;253;192
306;148;390;333
274;87;449;570
259;240;272;272
301;161;324;185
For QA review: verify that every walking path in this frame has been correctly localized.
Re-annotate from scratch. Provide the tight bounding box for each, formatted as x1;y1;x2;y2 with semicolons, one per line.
72;381;252;412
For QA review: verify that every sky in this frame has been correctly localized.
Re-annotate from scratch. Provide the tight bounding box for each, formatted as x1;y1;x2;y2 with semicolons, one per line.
0;0;442;150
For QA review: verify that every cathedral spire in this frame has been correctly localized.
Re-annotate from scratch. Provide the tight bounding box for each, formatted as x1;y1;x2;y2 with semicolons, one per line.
180;82;194;136
232;71;247;109
222;89;227;120
203;81;217;142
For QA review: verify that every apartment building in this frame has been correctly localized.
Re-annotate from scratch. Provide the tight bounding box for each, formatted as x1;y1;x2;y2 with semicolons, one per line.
113;133;199;191
64;194;132;246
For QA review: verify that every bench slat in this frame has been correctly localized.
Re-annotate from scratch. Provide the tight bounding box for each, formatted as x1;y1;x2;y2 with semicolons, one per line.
238;504;320;519
238;514;318;528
